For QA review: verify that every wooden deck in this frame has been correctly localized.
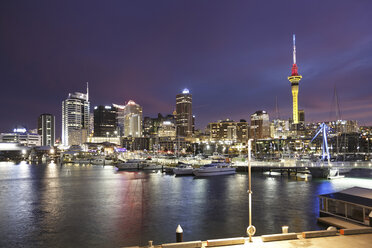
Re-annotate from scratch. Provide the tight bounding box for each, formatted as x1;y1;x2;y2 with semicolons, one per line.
317;217;364;229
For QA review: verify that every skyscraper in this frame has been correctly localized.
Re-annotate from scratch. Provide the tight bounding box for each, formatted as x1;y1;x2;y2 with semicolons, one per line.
288;34;302;124
38;113;55;146
93;105;117;137
62;84;90;146
123;100;143;137
175;89;193;137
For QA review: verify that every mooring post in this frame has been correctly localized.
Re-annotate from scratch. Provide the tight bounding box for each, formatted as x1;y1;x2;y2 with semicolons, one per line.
176;224;183;242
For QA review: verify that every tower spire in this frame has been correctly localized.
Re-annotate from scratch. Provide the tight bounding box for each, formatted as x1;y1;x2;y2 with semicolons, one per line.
293;34;296;65
288;34;302;125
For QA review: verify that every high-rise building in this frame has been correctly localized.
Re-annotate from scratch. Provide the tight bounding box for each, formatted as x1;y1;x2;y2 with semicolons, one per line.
113;103;125;136
93;105;117;137
62;84;90;146
123;100;143;137
250;110;270;139
175;89;193;137
38;113;55;146
288;34;302;124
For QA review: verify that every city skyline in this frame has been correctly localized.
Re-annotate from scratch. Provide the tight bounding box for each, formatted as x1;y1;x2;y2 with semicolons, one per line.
1;1;372;134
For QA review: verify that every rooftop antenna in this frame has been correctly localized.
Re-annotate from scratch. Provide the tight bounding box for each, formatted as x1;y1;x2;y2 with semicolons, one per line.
275;96;280;119
293;34;296;65
86;82;89;101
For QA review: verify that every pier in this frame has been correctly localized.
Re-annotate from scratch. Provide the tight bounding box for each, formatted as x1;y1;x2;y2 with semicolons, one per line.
126;231;372;248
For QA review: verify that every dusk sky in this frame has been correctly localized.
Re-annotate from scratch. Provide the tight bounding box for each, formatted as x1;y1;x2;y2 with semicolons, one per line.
1;0;372;136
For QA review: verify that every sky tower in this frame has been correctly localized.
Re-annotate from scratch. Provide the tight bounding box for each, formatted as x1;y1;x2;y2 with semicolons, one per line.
288;34;302;124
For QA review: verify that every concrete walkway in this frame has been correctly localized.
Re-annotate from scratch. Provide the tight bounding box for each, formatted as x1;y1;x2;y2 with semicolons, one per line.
241;234;372;248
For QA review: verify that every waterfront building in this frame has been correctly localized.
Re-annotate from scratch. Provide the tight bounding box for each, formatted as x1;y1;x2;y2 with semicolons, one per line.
143;113;175;137
122;137;149;151
87;136;121;145
62;85;90;146
175;89;193;137
150;136;190;153
123;100;143;137
209;119;249;143
270;119;290;139
0;128;41;147
38;114;55;146
288;34;302;125
250;110;270;139
158;121;176;137
93;105;118;137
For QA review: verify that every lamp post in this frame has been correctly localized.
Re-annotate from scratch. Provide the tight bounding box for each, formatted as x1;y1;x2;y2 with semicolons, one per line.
246;139;256;242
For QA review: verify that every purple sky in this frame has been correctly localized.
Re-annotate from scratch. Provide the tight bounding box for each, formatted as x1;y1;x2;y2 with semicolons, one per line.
1;0;372;136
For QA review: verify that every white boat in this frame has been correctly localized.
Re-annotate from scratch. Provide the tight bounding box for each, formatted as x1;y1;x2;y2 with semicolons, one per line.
116;159;144;170
173;164;194;175
142;163;162;170
193;162;236;177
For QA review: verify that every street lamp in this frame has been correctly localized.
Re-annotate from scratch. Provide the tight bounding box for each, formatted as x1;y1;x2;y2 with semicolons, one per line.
246;139;256;242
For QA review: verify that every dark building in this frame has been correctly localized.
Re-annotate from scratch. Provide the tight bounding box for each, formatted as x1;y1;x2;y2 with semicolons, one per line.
38;114;55;146
93;105;117;137
175;89;193;137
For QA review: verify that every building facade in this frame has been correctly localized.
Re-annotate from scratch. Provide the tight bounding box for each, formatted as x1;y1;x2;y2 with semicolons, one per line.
62;86;90;146
250;110;270;139
93;105;117;137
38;114;55;146
143;113;175;137
209;119;249;143
175;89;193;137
123;100;143;137
0;128;41;147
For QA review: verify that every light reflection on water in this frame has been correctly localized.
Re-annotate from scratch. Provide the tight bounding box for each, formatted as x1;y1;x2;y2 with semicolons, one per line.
0;162;371;247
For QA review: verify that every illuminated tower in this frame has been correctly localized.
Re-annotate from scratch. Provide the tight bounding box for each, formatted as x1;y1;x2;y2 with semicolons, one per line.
288;34;302;124
176;89;193;137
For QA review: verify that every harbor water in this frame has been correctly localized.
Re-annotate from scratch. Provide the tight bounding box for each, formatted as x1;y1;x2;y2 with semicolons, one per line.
0;162;371;247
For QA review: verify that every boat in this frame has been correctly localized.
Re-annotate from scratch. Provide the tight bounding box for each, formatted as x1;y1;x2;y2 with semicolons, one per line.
142;163;163;170
173;164;194;176
116;159;144;170
327;168;345;180
193;162;236;177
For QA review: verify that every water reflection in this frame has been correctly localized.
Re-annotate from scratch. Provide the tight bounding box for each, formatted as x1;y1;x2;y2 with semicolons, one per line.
0;164;371;247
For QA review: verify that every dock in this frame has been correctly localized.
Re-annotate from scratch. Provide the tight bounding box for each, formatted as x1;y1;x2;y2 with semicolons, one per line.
125;232;372;248
318;217;364;229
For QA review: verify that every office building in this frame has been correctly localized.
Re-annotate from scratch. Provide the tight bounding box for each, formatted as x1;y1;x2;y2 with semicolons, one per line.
38;113;55;146
62;85;90;146
93;105;117;137
143;113;175;137
175;89;193;137
123;100;143;137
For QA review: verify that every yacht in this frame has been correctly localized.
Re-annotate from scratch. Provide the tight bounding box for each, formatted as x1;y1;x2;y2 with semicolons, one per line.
193;162;236;177
116;159;144;170
173;164;194;175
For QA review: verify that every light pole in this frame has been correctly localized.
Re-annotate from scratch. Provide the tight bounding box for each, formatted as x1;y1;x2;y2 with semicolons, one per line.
246;139;256;242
